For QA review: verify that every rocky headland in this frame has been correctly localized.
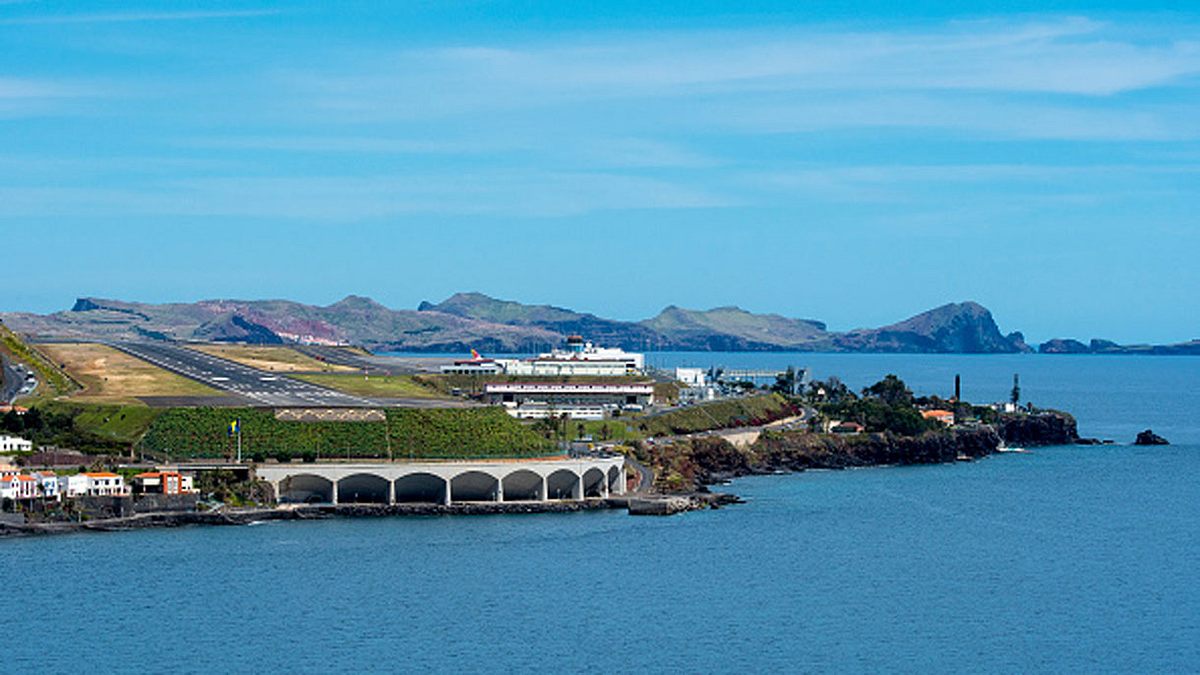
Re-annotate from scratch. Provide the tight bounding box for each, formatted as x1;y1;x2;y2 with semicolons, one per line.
636;411;1081;493
997;411;1079;446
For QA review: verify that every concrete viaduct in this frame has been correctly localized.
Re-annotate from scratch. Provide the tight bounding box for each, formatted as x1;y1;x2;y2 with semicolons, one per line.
255;456;627;505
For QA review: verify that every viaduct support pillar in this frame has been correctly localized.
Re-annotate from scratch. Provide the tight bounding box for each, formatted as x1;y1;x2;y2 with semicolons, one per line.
442;479;452;506
330;481;339;505
496;478;504;503
539;476;548;502
572;476;583;501
387;480;395;505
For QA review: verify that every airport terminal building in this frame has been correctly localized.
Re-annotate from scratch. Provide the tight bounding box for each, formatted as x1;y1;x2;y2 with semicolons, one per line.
484;382;655;419
442;336;645;378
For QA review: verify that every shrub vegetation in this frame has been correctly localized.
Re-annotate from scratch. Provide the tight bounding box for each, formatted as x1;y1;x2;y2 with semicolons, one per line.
139;406;555;461
636;393;794;437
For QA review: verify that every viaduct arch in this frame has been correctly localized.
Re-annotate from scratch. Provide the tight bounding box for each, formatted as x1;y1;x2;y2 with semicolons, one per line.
260;456;626;506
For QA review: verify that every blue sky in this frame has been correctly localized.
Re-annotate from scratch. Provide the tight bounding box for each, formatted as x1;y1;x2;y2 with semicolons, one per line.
2;1;1198;344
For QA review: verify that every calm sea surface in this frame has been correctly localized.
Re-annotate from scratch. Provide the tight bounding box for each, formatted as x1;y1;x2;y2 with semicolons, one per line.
5;354;1199;673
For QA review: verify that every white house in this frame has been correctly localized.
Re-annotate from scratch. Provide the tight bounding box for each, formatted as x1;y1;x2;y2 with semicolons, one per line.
33;472;59;500
0;435;32;453
61;474;90;498
674;368;707;387
0;473;38;501
81;472;127;496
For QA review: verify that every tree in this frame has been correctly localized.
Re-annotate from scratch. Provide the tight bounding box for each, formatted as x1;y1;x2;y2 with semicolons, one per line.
22;407;43;431
2;409;21;433
863;375;914;407
809;376;853;403
772;366;797;396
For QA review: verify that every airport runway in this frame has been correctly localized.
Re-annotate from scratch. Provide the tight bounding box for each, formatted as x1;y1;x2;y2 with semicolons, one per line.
112;342;378;408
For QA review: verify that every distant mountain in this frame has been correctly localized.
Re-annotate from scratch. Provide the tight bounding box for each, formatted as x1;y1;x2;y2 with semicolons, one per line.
5;295;561;352
2;292;1038;354
418;292;659;348
1040;337;1200;355
832;302;1029;353
640;305;829;351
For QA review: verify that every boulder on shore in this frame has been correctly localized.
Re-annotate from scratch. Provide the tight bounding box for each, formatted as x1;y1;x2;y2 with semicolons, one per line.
1134;429;1169;446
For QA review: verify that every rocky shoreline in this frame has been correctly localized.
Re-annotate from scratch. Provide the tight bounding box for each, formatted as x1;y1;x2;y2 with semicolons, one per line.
0;493;742;538
638;412;1081;493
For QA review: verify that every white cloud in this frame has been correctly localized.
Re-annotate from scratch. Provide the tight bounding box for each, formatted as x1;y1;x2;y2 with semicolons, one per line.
294;17;1200;107
277;17;1200;142
0;77;81;99
0;171;732;220
179;135;519;155
709;94;1195;140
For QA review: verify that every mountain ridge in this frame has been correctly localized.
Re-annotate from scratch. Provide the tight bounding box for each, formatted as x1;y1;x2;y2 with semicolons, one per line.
3;292;1036;354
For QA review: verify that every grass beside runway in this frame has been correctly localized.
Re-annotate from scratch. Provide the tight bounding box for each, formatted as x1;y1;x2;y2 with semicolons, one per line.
37;342;219;404
290;373;449;399
189;344;357;373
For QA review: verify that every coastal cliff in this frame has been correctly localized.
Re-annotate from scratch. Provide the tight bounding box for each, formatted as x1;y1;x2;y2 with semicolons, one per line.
998;411;1078;446
636;427;1003;493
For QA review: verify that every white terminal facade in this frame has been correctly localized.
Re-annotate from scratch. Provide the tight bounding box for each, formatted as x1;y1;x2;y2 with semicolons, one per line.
442;336;644;378
443;336;652;419
484;382;655;420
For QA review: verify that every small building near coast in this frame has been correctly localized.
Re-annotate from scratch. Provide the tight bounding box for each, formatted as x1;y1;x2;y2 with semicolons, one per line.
33;471;59;500
132;471;195;496
80;472;128;497
828;421;865;434
0;473;38;501
0;434;32;454
921;410;956;426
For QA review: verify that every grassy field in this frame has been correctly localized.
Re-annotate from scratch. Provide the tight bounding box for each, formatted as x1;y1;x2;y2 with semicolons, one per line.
577;419;642;442
37;343;218;403
191;344;356;373
292;373;449;399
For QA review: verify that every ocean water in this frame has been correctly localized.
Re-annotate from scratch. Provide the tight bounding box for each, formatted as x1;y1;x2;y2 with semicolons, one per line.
4;354;1198;673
